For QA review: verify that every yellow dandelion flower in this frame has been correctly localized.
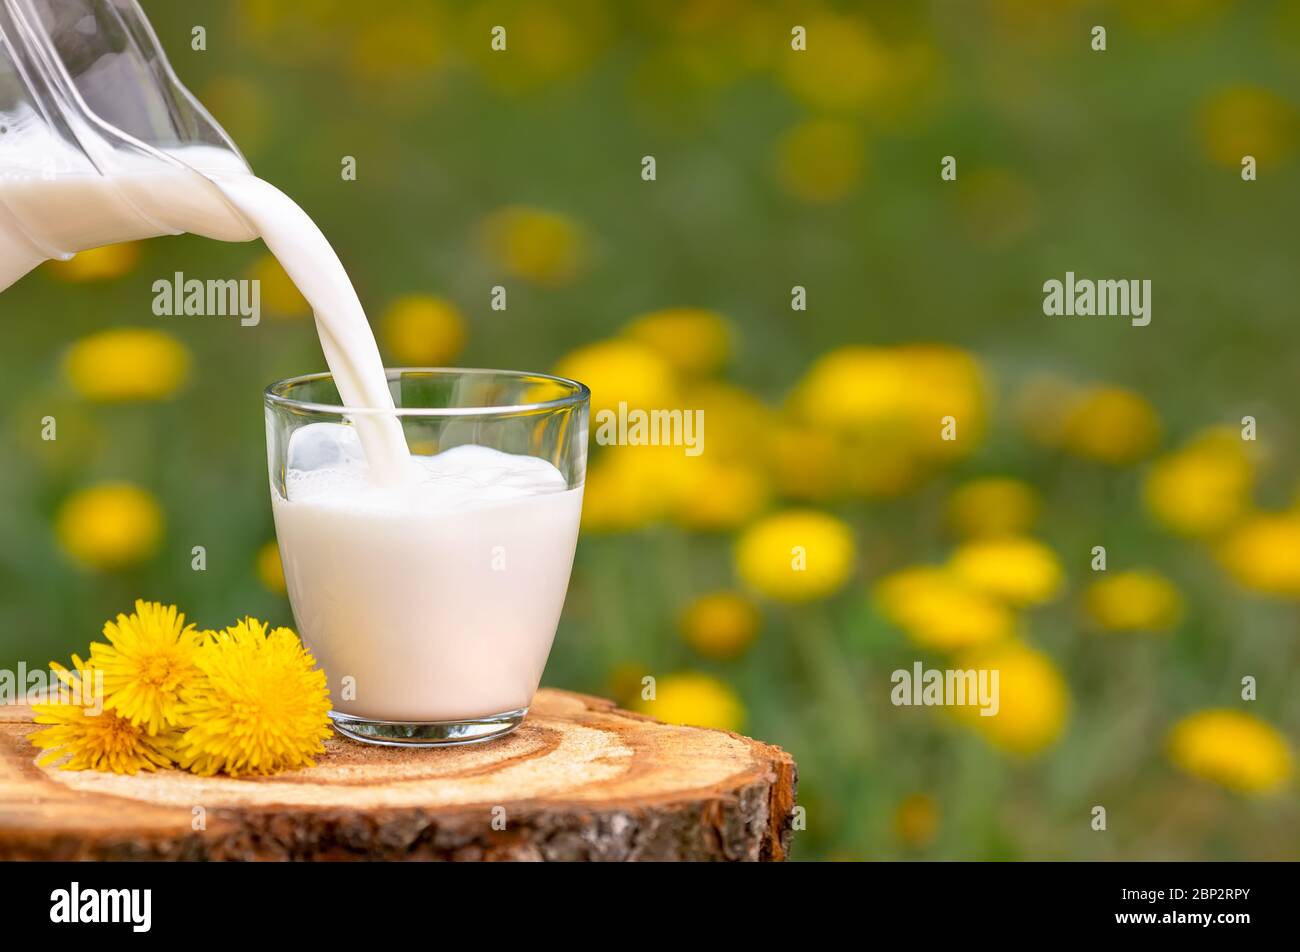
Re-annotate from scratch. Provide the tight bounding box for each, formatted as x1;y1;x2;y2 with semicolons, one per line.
680;591;760;661
681;382;775;463
949;536;1063;607
639;671;745;732
1061;386;1160;464
578;445;689;532
874;566;1016;651
55;482;163;571
554;339;676;418
381;294;467;366
63;327;190;401
89;600;201;734
45;242;140;282
793;345;986;460
478;205;588;287
176;618;332;777
30;655;176;774
1084;569;1183;633
766;422;846;502
1168;709;1292;794
607;661;651;709
349;7;443;85
780;13;889;111
774;117;866;204
623;307;731;377
947;477;1041;539
256;540;286;594
893;792;939;848
735;509;856;602
247;253;308;318
1196;86;1298;169
952;641;1069;756
672;458;769;531
463;0;607;93
841;438;927;497
1217;512;1300;596
1145;429;1254;538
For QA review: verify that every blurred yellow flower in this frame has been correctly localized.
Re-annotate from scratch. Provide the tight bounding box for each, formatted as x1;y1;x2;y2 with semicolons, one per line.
579;444;687;532
55;482;163;570
680;591;760;660
1217;512;1300;596
681;381;775;463
1168;709;1292;794
793;344;986;460
63;328;190;402
639;671;745;732
766;422;845;502
462;0;608;92
893;792;939;848
381;294;467;366
874;566;1016;651
1084;569;1183;633
256;541;286;595
553;339;675;417
45;242;140;282
774;117;866;204
947;477;1041;539
248;253;309;318
1144;428;1253;538
479;205;588;287
949;536;1063;607
1061;385;1160;464
672;458;769;531
1196;86;1298;168
623;307;731;376
953;641;1069;756
349;7;443;85
607;660;651;709
735;509;856;602
780;14;889;111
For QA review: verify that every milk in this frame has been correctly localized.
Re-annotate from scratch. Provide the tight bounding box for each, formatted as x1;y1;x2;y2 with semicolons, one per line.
0;141;411;483
273;433;584;721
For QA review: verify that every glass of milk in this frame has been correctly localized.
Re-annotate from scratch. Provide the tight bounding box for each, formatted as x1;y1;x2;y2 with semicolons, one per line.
265;368;589;746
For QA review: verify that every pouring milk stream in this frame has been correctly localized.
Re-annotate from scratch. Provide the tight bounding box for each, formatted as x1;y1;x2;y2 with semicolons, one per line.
1;0;410;481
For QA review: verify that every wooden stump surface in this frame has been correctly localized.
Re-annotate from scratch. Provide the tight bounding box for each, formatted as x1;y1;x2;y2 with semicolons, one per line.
0;689;797;861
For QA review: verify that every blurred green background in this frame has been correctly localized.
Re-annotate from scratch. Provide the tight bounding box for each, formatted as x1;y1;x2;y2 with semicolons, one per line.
3;0;1299;859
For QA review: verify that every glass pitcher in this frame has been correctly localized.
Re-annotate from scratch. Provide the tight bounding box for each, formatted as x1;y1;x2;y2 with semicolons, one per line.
0;0;255;291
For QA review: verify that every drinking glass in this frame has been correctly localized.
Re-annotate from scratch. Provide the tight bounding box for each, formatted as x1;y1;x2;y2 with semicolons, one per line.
264;368;588;746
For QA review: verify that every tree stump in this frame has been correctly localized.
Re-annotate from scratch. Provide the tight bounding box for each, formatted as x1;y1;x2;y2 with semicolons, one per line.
0;689;797;861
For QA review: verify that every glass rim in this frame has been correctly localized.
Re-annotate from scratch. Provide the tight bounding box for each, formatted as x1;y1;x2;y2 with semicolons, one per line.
264;367;591;418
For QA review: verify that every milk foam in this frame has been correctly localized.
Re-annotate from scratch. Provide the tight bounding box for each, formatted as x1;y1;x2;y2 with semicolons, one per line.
286;443;569;514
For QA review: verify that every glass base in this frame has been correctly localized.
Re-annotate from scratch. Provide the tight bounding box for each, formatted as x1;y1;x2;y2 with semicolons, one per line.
329;707;528;747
